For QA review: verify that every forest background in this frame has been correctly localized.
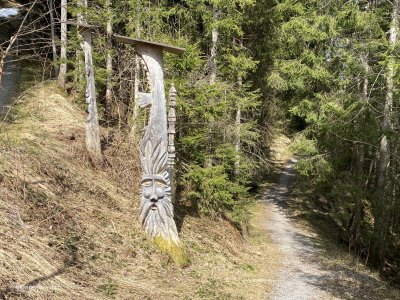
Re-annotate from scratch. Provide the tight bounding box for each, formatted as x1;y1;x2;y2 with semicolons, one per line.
1;0;400;284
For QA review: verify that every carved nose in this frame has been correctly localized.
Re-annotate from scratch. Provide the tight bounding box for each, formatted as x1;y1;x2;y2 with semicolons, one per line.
149;182;158;202
150;193;158;202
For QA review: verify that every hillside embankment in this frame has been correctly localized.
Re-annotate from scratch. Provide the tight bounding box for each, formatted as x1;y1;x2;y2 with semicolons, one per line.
0;81;280;300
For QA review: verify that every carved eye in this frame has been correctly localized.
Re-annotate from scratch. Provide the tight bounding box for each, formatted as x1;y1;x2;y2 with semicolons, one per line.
155;180;167;188
142;180;152;187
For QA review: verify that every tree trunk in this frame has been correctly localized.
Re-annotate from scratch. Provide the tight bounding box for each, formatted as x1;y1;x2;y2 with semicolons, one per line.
130;54;140;136
48;0;58;76
75;0;86;91
371;0;399;268
350;144;364;248
349;54;369;249
234;37;243;178
377;1;398;189
58;0;67;88
235;75;242;177
209;4;218;84
234;99;241;157
105;0;113;108
0;35;17;84
204;4;219;167
130;20;141;137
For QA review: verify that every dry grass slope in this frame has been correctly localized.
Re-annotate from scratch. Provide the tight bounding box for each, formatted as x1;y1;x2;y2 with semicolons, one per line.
0;82;276;299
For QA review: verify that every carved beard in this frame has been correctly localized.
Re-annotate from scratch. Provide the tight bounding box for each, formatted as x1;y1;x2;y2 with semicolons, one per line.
139;138;179;242
139;192;179;242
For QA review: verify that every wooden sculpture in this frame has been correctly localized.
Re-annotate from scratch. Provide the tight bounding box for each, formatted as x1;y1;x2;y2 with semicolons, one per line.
114;35;187;264
168;84;177;202
66;21;102;166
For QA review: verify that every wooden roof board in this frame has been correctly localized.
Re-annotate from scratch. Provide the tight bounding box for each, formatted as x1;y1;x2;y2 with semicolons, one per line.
64;20;96;32
113;34;185;54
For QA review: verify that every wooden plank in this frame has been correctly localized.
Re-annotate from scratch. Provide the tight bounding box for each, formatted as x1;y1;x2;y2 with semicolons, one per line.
63;20;96;32
114;34;185;54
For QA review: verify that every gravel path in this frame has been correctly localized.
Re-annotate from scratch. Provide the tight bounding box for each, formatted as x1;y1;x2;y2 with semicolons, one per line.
0;55;20;114
262;158;337;300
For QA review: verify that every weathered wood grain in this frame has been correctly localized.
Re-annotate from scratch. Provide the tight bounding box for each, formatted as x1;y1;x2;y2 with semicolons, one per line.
136;45;179;243
80;29;102;165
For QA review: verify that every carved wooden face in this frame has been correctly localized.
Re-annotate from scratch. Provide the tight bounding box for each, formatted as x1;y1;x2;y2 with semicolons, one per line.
140;173;174;239
141;174;168;210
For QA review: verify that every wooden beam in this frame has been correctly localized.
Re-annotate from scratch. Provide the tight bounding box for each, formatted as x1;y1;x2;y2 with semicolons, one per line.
113;34;185;55
63;20;96;33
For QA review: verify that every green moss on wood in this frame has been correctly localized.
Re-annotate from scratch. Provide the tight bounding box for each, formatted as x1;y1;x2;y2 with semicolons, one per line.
153;236;190;268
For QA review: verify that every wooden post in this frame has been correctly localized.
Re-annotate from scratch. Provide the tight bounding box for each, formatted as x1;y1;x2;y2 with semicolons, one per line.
68;21;102;166
82;29;102;165
114;35;187;265
168;84;177;202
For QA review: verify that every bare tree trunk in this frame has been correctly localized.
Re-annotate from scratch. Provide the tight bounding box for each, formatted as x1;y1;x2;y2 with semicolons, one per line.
204;4;219;167
75;5;85;92
15;37;19;56
234;75;242;175
209;4;218;84
234;37;243;178
349;54;369;249
378;1;398;188
0;35;17;84
58;0;67;88
131;19;141;136
105;0;113;108
350;144;364;248
372;0;399;267
130;54;140;136
48;0;58;76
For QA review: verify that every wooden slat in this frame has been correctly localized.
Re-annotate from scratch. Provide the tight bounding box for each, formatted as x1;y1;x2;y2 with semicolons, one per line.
63;20;96;32
113;34;185;54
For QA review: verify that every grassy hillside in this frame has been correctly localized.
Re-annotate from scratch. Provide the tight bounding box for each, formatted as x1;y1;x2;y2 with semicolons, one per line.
0;81;279;299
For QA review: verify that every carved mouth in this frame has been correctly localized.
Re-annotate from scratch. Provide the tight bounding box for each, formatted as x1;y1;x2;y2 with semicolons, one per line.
150;203;157;210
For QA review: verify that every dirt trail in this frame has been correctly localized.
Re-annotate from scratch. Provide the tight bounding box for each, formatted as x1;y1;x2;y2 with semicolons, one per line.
261;158;338;300
259;158;400;300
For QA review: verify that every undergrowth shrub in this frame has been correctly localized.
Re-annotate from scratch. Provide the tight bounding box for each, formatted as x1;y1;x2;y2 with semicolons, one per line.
291;134;333;187
182;165;251;232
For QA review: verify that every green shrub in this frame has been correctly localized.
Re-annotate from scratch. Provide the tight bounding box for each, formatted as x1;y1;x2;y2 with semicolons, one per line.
291;134;333;186
183;165;251;231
